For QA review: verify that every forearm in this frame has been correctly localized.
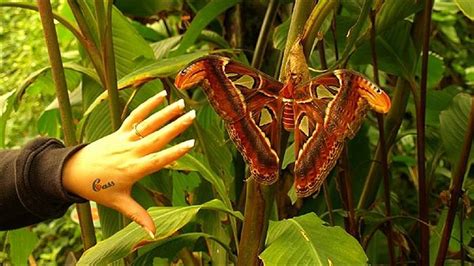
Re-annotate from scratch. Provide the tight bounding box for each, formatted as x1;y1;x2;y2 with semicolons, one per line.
0;137;86;230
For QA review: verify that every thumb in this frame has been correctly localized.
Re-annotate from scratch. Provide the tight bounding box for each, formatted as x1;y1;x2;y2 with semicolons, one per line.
115;196;156;239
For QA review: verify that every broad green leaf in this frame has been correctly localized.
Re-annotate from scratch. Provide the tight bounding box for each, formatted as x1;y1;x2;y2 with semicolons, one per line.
172;0;239;55
425;85;460;127
111;7;154;78
78;199;242;265
118;50;211;90
273;18;290;51
171;171;201;206
261;213;367;265
454;0;474;20
151;35;183;59
14;64;90;107
429;209;473;264
351;20;416;79
177;153;229;206
115;0;182;17
199;211;230;265
415;53;445;89
198;30;231;49
376;0;423;34
337;0;372;65
439;93;474;165
0;90;15;148
7;228;38;266
133;232;234;265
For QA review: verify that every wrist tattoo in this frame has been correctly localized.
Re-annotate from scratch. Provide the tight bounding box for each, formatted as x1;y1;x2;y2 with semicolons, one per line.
92;178;115;192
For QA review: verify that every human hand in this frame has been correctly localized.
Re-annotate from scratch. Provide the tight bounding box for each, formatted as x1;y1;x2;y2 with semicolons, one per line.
62;90;195;237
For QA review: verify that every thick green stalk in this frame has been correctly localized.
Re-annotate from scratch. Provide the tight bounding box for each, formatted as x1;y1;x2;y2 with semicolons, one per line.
100;0;122;130
435;96;474;265
67;0;105;86
36;0;96;249
237;1;282;264
301;0;338;57
369;9;396;265
280;0;314;80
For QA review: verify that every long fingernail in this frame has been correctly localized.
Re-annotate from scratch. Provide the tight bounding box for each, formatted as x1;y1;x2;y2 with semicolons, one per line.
175;99;185;109
181;139;195;149
156;90;167;98
185;109;196;120
144;227;155;239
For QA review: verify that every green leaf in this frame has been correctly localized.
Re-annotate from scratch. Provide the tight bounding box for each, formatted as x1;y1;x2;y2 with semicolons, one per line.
171;171;201;206
0;90;16;148
429;209;473;264
172;0;240;55
351;20;417;79
454;0;474;20
7;228;39;266
111;7;155;78
115;0;183;17
261;213;367;265
273;18;290;51
439;93;474;165
151;35;183;59
134;232;234;265
118;50;212;90
425;85;460;127
376;0;423;34
416;53;445;89
77;199;241;264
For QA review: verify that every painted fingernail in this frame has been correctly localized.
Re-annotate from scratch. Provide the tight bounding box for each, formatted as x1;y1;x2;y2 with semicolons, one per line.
185;109;196;120
144;227;155;239
156;90;167;98
181;139;195;149
175;99;185;109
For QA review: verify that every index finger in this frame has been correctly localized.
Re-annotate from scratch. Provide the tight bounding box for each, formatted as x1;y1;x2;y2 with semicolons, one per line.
122;90;168;130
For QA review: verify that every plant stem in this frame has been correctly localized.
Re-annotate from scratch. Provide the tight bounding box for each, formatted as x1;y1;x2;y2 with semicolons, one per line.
322;181;335;225
251;0;279;69
67;0;105;86
280;0;314;80
36;0;96;250
337;145;358;238
369;9;396;265
238;181;276;265
417;1;433;264
358;3;428;211
237;1;283;264
316;38;335;226
301;0;338;57
101;1;121;133
435;96;474;265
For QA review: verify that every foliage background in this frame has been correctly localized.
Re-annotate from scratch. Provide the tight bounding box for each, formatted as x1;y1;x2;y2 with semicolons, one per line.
0;0;473;265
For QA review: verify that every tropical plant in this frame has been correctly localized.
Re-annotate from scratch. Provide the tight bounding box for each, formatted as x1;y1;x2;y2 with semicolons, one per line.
0;0;473;265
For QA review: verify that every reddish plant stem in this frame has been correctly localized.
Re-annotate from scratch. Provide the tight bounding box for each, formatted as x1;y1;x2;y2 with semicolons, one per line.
417;0;433;264
435;96;474;265
369;9;396;265
337;145;358;239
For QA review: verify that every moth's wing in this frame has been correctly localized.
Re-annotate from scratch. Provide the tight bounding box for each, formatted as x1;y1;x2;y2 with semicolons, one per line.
292;70;372;197
175;55;284;184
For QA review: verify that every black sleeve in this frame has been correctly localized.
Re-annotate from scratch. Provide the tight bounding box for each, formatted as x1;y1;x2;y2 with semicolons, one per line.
0;137;87;230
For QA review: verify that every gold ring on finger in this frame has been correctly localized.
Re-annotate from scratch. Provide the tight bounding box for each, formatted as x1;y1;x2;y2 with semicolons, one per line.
133;123;144;139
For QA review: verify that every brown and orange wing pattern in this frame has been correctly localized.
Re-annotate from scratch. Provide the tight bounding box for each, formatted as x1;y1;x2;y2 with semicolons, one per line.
175;55;284;184
292;70;391;197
